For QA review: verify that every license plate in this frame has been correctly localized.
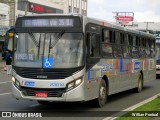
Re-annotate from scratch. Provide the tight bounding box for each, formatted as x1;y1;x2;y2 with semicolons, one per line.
35;92;48;98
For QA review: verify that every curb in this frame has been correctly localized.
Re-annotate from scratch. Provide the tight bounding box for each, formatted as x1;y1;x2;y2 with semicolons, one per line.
103;93;160;120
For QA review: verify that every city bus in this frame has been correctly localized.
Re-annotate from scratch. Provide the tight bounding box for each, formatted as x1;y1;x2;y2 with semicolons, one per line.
156;37;160;76
12;14;156;107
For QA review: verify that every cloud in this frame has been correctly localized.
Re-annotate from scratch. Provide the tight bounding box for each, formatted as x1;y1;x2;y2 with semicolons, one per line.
148;0;160;6
88;0;160;22
135;11;160;22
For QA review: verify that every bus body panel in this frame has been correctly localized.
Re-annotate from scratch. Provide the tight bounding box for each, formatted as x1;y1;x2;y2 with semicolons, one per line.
12;14;156;104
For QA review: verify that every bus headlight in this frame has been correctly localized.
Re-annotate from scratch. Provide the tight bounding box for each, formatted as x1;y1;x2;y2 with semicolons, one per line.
66;78;83;91
12;77;20;89
67;82;74;91
75;79;82;86
12;77;16;83
15;80;20;89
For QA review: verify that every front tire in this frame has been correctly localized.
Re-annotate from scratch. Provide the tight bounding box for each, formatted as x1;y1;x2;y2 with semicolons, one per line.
94;79;107;107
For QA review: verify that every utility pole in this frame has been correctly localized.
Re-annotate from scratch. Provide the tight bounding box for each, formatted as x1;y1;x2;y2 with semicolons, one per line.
144;22;154;33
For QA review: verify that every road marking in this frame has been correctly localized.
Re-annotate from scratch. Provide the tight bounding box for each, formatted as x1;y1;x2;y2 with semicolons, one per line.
0;81;11;84
0;92;11;96
30;104;39;107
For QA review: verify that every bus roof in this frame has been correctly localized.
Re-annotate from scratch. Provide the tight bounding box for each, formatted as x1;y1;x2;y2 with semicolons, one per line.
19;13;83;17
17;14;154;38
84;16;154;38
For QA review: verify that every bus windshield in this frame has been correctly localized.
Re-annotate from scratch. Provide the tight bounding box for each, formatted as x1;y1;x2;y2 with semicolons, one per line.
14;32;84;68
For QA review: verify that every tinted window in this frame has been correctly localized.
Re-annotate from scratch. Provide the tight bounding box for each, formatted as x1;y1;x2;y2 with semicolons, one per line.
103;30;112;43
89;34;100;57
102;43;113;58
113;45;123;58
123;46;132;58
132;47;139;58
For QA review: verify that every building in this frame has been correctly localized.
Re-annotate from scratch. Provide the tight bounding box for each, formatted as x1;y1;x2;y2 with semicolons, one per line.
16;0;63;17
0;3;9;53
54;0;88;16
0;0;64;26
0;0;15;26
0;2;9;40
0;2;10;27
0;0;88;26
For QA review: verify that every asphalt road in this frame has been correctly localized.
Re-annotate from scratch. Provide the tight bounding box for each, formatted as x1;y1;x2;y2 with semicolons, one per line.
0;63;159;120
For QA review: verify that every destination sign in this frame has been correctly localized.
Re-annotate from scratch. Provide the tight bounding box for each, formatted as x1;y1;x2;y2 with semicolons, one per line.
22;18;74;27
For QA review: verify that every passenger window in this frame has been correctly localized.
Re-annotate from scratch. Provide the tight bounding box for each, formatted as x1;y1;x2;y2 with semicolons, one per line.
146;48;151;58
128;35;133;46
89;34;100;57
136;36;139;46
139;47;146;58
113;45;123;58
102;30;113;58
146;39;150;48
120;33;124;44
123;46;131;58
103;30;112;43
115;32;120;44
124;34;129;45
151;40;155;58
102;43;113;58
133;36;136;46
132;47;139;58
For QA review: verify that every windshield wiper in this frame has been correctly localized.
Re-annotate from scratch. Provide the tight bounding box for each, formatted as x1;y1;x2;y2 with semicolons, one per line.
48;34;52;58
49;30;65;49
28;32;39;47
38;34;41;59
47;31;65;59
28;32;42;60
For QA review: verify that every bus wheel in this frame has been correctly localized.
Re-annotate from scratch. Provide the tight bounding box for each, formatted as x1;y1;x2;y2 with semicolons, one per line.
37;101;50;105
94;79;107;107
136;74;143;93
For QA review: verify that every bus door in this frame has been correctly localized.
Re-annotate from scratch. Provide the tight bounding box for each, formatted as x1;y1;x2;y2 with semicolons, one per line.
85;24;101;97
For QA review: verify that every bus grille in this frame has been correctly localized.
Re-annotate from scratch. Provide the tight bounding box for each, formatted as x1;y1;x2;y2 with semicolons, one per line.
13;67;72;79
21;86;66;97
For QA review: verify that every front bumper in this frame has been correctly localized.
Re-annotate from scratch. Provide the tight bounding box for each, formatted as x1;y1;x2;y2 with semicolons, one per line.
12;82;85;102
11;68;85;102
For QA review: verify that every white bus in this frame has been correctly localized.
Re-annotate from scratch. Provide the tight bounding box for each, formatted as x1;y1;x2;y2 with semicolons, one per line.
12;14;156;107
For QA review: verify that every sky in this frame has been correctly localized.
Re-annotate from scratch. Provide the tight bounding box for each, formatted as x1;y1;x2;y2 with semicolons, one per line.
88;0;160;22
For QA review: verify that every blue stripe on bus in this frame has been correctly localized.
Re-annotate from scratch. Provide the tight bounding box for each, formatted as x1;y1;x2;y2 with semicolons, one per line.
120;58;128;72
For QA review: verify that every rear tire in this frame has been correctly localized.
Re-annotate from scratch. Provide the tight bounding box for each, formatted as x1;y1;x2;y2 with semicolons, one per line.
136;73;143;93
37;101;50;105
94;79;107;107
